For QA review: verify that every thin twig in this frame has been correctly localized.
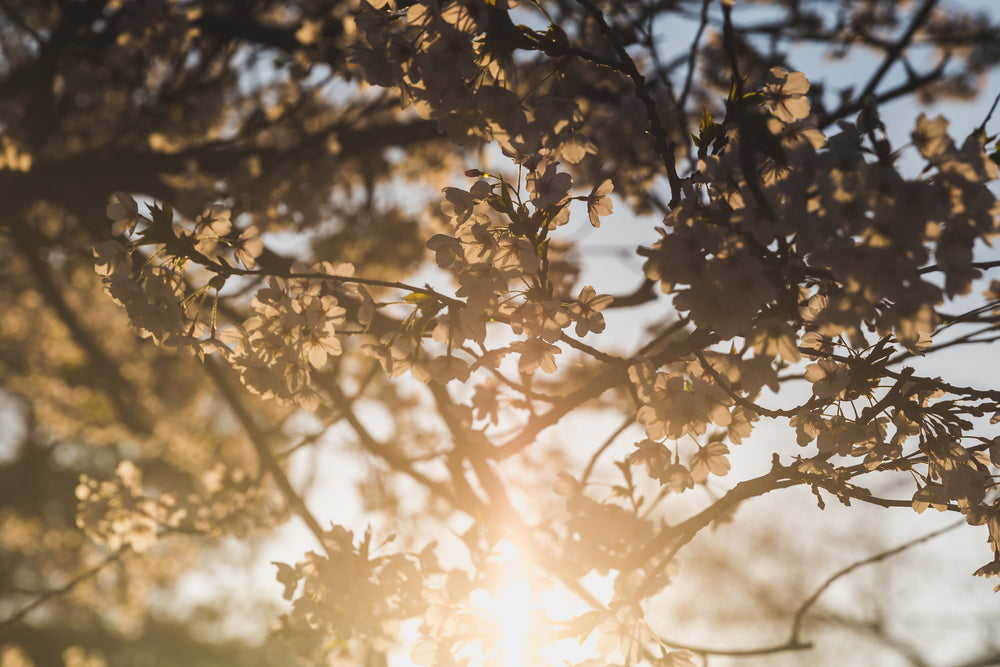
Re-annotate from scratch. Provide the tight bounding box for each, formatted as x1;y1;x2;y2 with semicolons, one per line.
659;636;811;658
818;60;947;129
0;549;126;631
202;358;333;556
693;350;816;419
789;519;963;643
677;0;712;119
581;416;633;485
573;0;683;206
975;90;1000;135
917;259;1000;275
324;383;455;502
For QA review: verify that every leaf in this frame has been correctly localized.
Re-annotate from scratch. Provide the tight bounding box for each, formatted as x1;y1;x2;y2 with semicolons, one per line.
403;292;430;305
486;193;509;215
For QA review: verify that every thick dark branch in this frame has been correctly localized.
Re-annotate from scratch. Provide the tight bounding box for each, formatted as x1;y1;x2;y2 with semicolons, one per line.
0;0;105;98
859;0;940;100
195;13;308;55
629;458;802;571
607;278;656;309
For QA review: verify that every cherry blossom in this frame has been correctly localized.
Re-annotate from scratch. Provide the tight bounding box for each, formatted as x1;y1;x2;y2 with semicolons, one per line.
106;191;143;236
586;178;614;228
760;68;811;124
569;285;613;336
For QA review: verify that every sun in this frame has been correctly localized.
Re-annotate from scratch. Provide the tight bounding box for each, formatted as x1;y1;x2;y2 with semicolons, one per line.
404;539;607;667
460;541;599;667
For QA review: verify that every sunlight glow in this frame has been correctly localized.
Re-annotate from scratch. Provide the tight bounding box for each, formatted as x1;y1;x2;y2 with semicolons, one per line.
462;541;599;667
469;574;533;667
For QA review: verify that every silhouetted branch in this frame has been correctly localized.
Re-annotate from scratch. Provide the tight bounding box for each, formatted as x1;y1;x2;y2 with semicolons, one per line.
789;519;963;644
0;549;125;631
859;0;940;100
202;357;333;557
573;0;683;206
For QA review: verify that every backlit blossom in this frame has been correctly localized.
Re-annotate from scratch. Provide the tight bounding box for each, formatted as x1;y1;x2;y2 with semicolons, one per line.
92;240;132;278
586;179;613;228
569;285;613;336
107;191;142;236
526;160;572;210
804;358;850;399
761;68;810;123
194;204;232;238
234;225;264;269
689;442;731;482
509;337;561;374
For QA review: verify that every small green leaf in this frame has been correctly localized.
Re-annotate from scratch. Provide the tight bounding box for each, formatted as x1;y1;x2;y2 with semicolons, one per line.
500;178;514;214
403;293;430;305
486;193;509;215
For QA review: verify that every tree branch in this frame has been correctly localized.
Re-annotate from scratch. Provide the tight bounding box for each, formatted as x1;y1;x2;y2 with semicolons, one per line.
859;0;940;101
789;519;963;644
0;549;125;631
573;0;683;206
201;357;333;557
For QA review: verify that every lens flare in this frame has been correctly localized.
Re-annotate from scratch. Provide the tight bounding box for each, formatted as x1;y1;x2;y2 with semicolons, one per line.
461;541;598;667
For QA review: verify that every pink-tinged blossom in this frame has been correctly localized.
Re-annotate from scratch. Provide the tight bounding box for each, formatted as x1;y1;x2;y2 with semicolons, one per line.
234;226;264;269
761;68;811;123
586;179;613;228
441;187;475;224
107;191;142;236
569;285;613;336
509;337;561;374
426;234;464;268
526;160;572;210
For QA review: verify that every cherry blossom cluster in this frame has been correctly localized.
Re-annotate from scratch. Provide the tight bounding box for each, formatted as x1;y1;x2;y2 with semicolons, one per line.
351;0;596;162
75;461;185;554
218;264;356;409
87;42;1000;665
93;196;263;350
272;526;430;659
392;164;614;378
637;68;1000;579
